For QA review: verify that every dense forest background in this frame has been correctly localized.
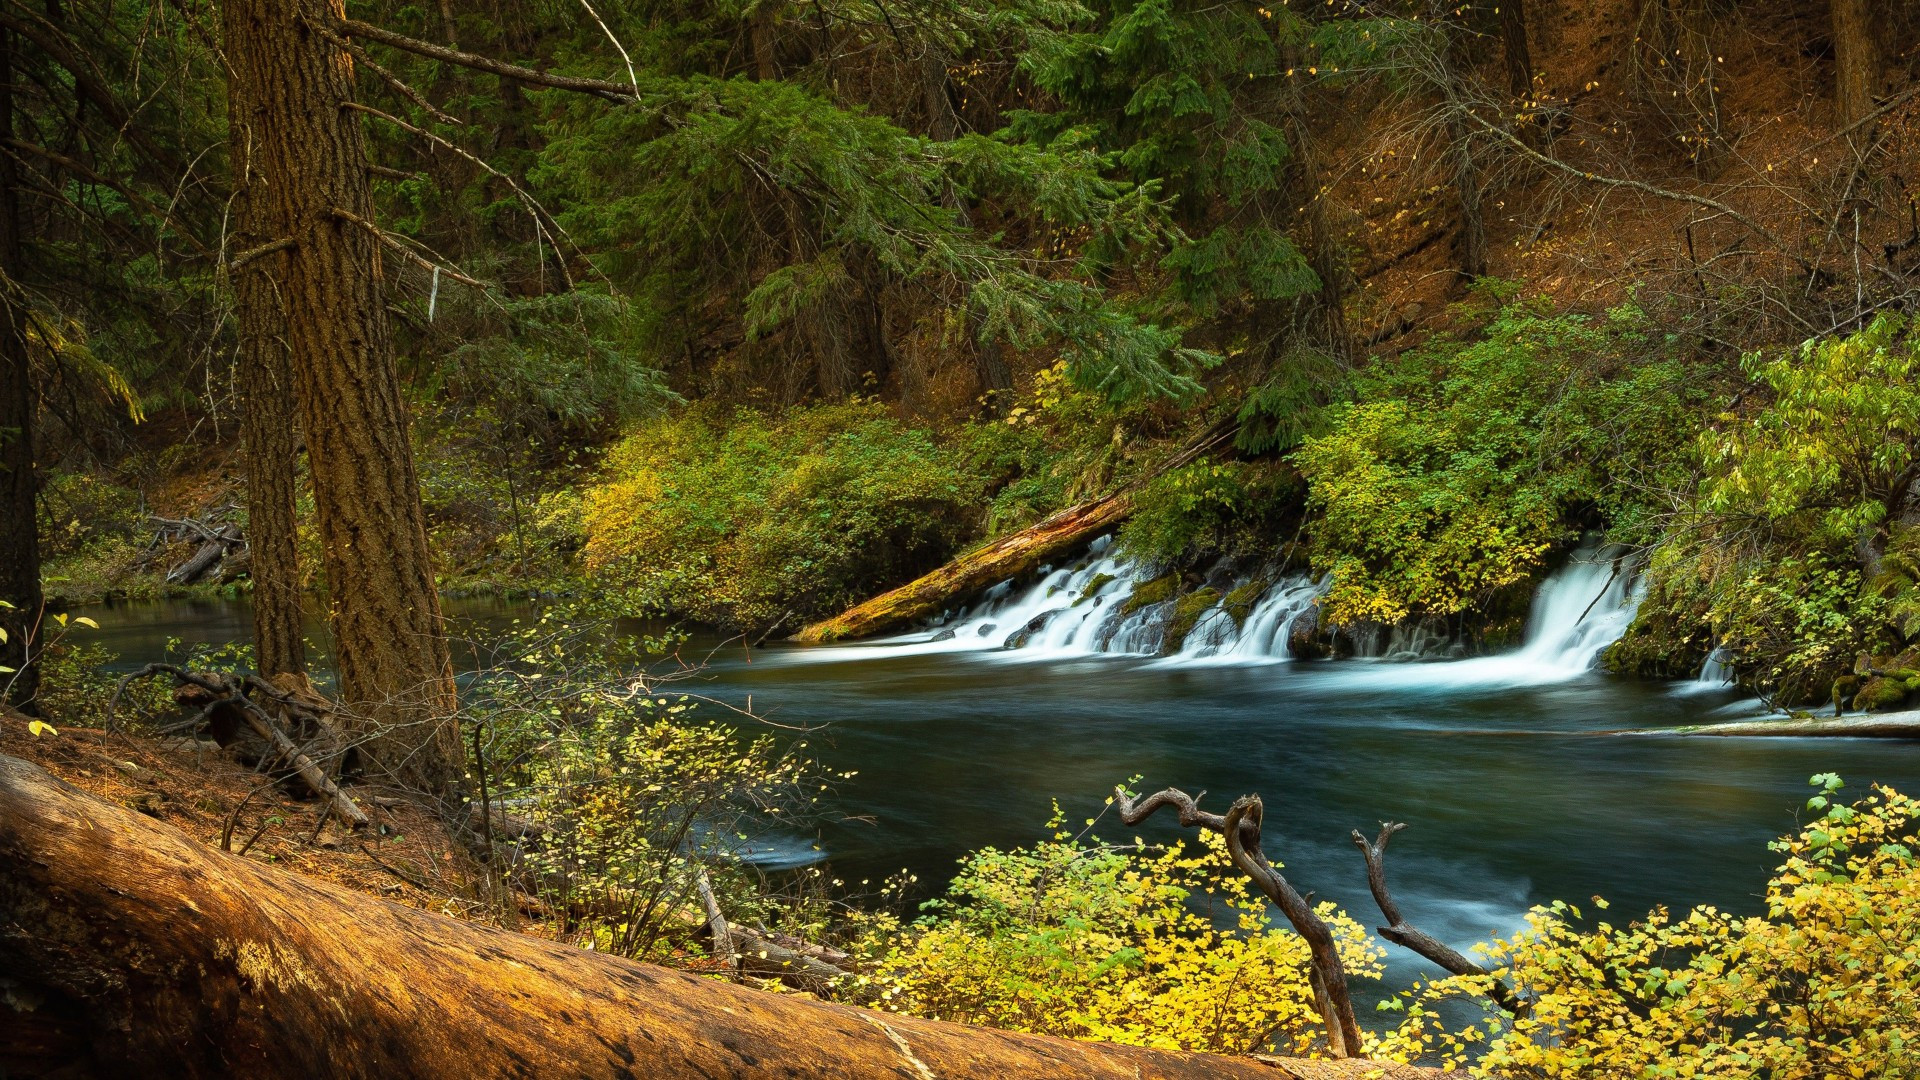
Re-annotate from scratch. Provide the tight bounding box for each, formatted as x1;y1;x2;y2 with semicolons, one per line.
1;3;1919;1075
9;0;1920;713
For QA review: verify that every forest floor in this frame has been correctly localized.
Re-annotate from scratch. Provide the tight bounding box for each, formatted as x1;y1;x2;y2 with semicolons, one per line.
0;717;492;920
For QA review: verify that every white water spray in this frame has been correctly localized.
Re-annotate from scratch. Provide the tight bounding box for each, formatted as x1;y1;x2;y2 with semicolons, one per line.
787;540;1642;687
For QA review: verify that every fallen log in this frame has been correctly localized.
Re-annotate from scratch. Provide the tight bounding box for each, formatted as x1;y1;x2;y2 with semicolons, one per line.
1644;711;1920;738
794;492;1134;643
795;418;1247;644
0;753;1448;1079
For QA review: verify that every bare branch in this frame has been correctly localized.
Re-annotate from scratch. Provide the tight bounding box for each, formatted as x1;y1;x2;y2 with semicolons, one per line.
327;206;491;290
334;17;636;102
1350;822;1525;1016
1114;784;1363;1059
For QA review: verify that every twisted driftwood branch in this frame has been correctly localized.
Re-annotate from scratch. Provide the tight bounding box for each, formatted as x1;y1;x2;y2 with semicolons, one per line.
1351;823;1525;1016
1116;786;1365;1059
108;663;369;831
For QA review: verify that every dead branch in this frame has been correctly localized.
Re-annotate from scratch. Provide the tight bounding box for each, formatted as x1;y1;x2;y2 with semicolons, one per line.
108;663;370;831
1116;785;1365;1059
1350;823;1524;1016
334;17;637;103
327;206;491;290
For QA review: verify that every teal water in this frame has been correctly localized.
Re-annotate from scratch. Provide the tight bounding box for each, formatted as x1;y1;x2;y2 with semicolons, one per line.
80;593;1920;971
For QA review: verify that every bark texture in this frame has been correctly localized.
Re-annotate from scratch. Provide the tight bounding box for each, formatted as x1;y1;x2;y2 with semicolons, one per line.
0;752;1443;1080
0;26;40;711
223;0;460;791
1831;0;1878;131
227;71;307;680
793;493;1134;642
1499;0;1533;105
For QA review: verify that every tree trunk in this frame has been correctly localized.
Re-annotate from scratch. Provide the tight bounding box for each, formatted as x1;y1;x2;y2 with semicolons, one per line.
223;0;460;794
227;89;307;679
1831;0;1877;132
794;493;1134;642
0;752;1439;1080
1431;3;1486;281
1499;0;1533;106
0;26;41;712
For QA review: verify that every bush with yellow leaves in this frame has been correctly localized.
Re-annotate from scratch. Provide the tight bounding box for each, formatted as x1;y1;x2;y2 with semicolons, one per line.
847;809;1382;1056
1375;775;1920;1077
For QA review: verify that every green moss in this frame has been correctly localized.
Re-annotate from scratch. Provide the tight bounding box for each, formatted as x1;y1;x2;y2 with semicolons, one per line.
1832;675;1862;713
1220;577;1271;627
1119;573;1181;617
1075;572;1117;606
1163;587;1222;653
1854;676;1909;712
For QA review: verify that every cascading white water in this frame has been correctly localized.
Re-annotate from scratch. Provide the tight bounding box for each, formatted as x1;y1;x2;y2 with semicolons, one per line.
1670;644;1738;695
1315;546;1643;689
789;539;1644;686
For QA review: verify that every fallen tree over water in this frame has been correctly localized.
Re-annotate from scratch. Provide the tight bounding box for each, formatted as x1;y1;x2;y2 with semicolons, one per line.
0;752;1445;1079
794;491;1135;643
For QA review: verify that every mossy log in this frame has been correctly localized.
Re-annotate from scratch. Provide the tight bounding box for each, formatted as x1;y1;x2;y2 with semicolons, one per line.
0;752;1445;1080
794;493;1135;643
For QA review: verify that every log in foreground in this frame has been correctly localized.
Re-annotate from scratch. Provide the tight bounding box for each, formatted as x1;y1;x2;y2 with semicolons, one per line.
0;754;1433;1080
794;493;1133;643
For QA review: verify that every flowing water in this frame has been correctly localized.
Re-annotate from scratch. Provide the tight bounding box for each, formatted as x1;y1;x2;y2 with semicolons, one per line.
77;550;1920;981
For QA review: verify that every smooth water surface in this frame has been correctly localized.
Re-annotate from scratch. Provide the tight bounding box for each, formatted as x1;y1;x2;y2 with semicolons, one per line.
80;581;1920;972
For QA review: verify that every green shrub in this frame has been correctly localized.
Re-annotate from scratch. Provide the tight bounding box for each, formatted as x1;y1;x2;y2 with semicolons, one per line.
1296;297;1702;627
1115;460;1292;570
459;608;824;961
583;402;986;629
1629;315;1920;700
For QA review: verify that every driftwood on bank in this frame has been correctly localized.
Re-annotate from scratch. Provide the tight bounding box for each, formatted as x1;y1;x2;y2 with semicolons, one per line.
1115;787;1366;1059
109;663;369;831
0;753;1450;1080
1647;711;1920;738
1350;823;1524;1016
147;512;245;585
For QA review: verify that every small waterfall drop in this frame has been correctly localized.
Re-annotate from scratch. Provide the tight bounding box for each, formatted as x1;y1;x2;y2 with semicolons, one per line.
1671;644;1737;694
1315;546;1642;689
789;539;1643;688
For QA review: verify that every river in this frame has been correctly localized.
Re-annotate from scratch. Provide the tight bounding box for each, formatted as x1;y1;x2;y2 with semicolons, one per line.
78;551;1920;981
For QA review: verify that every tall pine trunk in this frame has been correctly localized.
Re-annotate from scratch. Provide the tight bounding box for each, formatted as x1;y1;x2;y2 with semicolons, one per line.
1830;0;1877;133
223;0;461;793
0;26;41;713
227;77;307;681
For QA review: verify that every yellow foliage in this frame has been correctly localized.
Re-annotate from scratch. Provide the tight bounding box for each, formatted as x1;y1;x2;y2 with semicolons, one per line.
1375;778;1920;1077
850;814;1382;1057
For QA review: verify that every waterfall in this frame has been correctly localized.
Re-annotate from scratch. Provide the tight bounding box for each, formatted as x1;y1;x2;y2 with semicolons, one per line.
1315;546;1642;689
790;540;1643;686
1671;644;1737;694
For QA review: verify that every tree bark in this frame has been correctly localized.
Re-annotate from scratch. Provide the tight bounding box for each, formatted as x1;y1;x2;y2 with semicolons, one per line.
227;69;308;680
793;492;1135;642
1498;1;1533;106
223;0;460;793
1430;3;1486;282
1831;0;1877;133
0;752;1437;1080
0;25;41;712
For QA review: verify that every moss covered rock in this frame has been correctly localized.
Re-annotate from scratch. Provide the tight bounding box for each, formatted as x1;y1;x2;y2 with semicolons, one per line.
1075;573;1117;606
1854;675;1910;712
1220;577;1271;628
1162;588;1222;653
1119;573;1180;617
